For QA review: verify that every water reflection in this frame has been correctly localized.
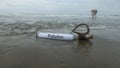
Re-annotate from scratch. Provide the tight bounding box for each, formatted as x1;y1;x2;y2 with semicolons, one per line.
72;40;93;56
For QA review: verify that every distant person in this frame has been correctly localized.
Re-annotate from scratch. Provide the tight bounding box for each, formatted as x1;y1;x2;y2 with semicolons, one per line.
91;9;97;19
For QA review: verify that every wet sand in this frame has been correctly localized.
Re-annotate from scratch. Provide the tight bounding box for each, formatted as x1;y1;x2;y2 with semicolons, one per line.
0;29;120;68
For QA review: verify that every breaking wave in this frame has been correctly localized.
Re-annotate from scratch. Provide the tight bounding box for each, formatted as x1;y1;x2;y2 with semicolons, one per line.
1;22;120;36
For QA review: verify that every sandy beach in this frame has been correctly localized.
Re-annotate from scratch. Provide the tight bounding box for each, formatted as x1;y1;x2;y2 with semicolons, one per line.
0;28;120;68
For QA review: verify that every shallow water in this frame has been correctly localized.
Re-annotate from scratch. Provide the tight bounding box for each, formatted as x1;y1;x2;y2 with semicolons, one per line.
0;29;120;68
0;14;120;68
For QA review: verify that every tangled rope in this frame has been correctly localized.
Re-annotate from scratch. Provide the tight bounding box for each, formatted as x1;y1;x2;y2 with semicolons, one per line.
72;23;92;40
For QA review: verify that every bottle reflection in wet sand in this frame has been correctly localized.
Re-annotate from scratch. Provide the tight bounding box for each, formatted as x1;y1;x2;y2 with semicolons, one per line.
73;40;93;56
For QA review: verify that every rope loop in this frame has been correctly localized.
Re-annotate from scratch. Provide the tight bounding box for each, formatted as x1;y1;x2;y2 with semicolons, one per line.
72;23;90;35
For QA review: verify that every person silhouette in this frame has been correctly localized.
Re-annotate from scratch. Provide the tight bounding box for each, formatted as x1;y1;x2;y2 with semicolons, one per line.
91;9;97;19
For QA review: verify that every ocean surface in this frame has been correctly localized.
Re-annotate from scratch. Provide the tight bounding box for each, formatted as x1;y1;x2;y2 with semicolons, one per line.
0;14;120;36
0;14;120;68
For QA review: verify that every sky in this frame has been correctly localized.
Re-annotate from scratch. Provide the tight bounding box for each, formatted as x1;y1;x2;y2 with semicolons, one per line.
0;0;120;15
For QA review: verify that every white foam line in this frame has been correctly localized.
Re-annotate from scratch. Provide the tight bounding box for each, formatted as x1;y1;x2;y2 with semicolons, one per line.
90;26;106;30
